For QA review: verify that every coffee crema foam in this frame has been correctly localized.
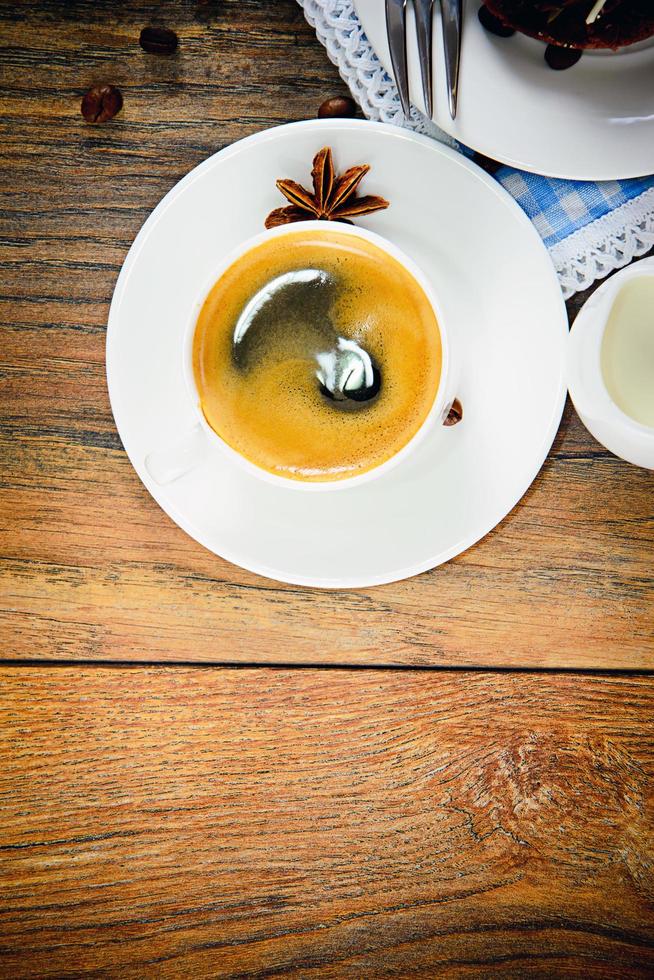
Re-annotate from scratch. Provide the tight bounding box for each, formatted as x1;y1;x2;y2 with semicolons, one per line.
192;229;442;482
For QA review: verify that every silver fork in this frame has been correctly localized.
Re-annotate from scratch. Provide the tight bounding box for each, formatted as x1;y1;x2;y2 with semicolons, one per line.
385;0;461;120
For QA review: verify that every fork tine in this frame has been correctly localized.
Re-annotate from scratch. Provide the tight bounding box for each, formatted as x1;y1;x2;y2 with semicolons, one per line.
441;0;462;119
385;0;410;118
414;0;433;118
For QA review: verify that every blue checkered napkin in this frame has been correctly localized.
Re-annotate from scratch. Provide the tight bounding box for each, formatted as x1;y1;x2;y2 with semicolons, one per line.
495;170;654;249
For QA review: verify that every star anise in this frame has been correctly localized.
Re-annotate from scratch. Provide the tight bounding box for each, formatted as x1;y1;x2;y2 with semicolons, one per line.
265;146;389;229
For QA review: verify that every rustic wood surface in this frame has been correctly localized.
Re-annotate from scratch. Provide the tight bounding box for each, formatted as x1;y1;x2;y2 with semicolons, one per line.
2;5;653;973
0;666;653;978
0;0;652;667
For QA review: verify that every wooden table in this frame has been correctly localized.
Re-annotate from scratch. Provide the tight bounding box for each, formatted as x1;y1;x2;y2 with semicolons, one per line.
1;2;652;975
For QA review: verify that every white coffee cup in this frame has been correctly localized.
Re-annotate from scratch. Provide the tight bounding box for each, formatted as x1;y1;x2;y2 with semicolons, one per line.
568;256;654;470
145;221;458;490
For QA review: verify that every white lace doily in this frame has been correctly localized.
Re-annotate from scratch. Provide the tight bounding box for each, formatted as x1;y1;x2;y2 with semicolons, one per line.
299;0;654;297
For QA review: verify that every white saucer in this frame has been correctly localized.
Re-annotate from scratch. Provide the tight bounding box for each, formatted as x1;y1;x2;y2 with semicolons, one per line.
355;0;654;180
107;119;567;588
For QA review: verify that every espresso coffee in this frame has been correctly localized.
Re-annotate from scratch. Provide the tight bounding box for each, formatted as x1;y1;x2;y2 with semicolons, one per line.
192;229;442;482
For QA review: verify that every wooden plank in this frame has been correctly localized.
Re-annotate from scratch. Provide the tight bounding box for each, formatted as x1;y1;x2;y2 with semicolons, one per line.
1;401;652;668
1;667;653;977
1;1;653;667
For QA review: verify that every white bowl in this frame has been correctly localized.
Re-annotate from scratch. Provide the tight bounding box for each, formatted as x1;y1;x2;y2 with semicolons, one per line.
568;256;654;470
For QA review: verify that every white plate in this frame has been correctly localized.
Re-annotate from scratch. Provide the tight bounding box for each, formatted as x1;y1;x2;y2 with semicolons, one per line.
355;0;654;180
107;119;567;588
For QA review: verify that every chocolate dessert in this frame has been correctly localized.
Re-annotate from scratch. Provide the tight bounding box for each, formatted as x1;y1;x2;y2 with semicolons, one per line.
478;0;654;69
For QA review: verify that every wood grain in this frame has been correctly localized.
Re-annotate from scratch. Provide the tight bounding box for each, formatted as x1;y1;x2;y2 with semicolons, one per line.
0;666;653;978
0;1;653;666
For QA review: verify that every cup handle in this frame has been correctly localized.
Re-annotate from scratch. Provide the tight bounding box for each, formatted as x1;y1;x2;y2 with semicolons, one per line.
145;423;208;485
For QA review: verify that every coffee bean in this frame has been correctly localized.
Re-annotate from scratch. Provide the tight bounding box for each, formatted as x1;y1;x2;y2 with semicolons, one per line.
80;85;123;124
544;44;583;70
444;398;463;426
318;96;357;119
477;4;515;37
139;26;178;55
